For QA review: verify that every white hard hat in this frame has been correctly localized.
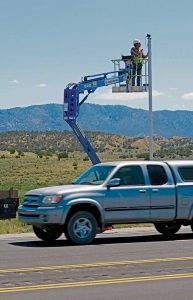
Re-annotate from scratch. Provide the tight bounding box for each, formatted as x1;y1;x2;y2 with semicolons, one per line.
133;39;141;45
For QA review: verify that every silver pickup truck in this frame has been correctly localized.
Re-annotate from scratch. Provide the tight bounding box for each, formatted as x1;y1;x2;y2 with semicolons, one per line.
18;161;193;245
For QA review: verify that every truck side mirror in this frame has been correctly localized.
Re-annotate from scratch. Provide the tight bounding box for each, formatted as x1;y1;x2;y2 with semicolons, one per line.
106;178;120;188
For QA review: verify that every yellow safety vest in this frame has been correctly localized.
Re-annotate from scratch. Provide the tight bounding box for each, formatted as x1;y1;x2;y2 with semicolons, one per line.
132;55;143;65
132;52;143;65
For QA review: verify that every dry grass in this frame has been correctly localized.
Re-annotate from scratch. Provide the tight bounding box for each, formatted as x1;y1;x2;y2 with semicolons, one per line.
0;151;147;234
0;153;92;200
0;219;32;234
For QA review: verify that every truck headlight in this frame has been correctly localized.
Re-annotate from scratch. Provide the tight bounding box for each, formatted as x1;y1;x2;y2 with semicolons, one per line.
42;195;63;204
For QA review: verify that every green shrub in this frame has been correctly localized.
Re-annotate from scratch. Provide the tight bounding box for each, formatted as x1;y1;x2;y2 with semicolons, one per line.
10;149;15;154
83;156;89;161
57;152;68;160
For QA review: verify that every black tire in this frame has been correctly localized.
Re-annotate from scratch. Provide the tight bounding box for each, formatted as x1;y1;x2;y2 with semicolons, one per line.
154;221;181;237
33;225;63;242
65;211;97;245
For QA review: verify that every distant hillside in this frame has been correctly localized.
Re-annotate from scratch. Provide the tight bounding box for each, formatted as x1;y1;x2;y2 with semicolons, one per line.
0;131;193;160
0;131;144;155
1;103;193;137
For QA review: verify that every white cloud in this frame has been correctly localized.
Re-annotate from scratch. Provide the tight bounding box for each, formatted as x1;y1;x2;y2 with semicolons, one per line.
181;92;193;100
169;87;178;91
8;79;20;84
152;90;164;97
36;83;47;88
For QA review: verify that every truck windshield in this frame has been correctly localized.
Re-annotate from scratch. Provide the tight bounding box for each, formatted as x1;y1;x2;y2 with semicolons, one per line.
73;165;115;185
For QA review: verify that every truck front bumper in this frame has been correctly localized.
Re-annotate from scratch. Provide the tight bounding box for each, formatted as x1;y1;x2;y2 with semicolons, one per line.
18;205;66;225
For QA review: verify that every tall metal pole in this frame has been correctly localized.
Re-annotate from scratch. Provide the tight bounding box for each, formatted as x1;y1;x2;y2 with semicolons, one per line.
147;34;153;160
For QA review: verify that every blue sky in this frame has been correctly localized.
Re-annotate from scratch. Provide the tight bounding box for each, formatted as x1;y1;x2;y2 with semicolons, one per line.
1;0;193;111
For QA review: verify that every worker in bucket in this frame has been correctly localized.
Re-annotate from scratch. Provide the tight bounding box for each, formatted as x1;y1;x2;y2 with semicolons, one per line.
130;39;148;86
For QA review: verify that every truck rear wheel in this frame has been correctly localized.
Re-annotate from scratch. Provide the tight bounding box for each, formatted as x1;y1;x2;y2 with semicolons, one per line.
65;211;97;245
33;225;63;242
154;221;181;237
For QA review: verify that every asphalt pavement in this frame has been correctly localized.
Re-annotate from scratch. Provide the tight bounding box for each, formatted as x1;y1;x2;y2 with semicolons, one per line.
0;226;193;299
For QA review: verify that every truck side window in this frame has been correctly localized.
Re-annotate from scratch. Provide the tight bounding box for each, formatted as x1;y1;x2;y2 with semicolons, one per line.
178;167;193;181
112;166;145;186
147;165;168;185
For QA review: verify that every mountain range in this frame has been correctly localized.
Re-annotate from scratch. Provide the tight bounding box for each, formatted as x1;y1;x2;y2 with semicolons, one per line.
0;103;193;137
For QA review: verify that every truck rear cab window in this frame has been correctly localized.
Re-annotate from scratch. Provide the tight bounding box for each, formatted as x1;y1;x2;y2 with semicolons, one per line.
178;167;193;181
147;165;168;185
112;166;145;186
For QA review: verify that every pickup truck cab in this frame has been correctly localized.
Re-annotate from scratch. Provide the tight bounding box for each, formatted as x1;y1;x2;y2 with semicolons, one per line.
18;161;193;245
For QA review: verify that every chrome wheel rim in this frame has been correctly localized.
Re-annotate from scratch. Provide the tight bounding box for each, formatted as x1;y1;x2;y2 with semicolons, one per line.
73;217;92;239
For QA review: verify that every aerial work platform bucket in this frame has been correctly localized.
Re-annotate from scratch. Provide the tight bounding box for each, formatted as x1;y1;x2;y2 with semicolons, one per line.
111;57;149;93
112;85;148;93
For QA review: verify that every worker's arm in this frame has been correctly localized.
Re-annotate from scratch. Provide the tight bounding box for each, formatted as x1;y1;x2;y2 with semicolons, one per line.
130;47;139;56
131;47;148;58
141;49;148;59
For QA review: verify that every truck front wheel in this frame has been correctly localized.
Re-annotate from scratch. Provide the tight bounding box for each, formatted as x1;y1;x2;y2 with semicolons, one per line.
65;211;97;245
154;221;181;237
33;225;63;242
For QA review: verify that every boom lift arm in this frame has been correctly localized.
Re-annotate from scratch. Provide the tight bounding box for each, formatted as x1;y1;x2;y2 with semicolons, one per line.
63;66;131;165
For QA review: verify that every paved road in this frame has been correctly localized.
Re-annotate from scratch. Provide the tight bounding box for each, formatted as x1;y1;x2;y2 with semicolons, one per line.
1;226;193;299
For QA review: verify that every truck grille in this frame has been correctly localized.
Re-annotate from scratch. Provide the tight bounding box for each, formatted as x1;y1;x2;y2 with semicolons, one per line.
23;195;43;208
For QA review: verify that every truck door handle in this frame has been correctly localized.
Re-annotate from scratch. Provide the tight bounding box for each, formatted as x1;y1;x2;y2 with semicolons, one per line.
152;189;159;193
139;189;146;193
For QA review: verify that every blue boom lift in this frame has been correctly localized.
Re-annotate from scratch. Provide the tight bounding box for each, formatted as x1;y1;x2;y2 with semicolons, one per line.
63;57;149;165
